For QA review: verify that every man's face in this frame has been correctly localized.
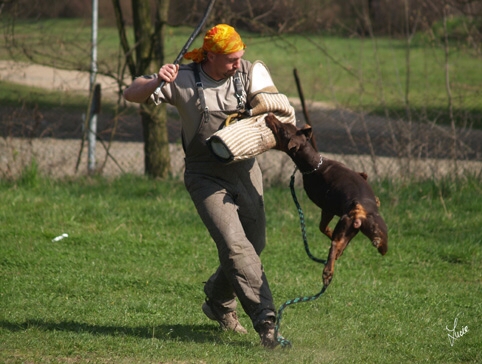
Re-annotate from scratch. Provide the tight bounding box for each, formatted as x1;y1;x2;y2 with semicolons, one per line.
207;50;245;80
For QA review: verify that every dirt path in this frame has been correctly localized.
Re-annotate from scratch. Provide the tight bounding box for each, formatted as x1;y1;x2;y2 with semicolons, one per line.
0;60;121;100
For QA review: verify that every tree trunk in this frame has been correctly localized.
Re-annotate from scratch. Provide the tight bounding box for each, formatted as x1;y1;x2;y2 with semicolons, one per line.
141;102;170;178
128;0;171;178
141;0;170;178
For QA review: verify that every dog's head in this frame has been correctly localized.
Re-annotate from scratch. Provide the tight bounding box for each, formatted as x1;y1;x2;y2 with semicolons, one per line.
265;113;312;154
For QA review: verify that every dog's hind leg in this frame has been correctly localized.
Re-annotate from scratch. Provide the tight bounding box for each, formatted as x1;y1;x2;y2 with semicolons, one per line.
322;216;360;286
319;210;335;239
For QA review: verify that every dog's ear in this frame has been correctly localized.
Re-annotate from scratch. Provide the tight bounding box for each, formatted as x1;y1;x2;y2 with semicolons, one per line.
287;125;312;153
298;124;313;139
359;172;368;180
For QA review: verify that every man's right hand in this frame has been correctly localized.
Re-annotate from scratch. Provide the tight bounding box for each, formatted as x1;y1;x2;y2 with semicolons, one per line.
158;64;180;83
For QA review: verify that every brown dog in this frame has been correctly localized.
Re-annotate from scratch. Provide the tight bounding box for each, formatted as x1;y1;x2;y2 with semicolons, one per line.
265;113;388;287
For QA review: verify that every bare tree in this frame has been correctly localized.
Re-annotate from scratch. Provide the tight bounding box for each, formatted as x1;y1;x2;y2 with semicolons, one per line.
113;0;171;178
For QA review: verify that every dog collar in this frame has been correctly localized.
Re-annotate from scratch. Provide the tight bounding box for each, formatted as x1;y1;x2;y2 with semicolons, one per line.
300;155;323;175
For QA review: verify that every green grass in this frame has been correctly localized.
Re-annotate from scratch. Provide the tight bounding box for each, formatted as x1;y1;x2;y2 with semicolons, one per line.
1;173;481;363
0;81;90;110
1;19;481;128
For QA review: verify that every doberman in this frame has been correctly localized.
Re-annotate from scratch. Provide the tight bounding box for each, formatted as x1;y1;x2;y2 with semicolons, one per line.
264;113;388;286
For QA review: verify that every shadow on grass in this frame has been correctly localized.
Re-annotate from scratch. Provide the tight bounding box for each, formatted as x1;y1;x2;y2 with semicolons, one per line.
0;319;250;345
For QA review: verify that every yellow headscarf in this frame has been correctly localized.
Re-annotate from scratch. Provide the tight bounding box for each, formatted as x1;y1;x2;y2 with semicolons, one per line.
183;24;246;63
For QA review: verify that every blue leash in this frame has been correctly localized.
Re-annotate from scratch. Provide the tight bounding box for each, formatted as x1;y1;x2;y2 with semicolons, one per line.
275;168;329;348
289;168;327;265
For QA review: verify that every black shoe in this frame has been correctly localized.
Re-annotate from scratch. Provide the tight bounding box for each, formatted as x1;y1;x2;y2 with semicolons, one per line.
257;319;278;349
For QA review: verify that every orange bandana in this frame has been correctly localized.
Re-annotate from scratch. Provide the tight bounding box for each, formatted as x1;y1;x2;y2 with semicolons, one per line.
184;24;246;63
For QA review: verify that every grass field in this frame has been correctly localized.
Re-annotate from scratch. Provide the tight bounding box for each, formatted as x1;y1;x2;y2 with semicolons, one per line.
1;19;481;128
1;18;481;362
1;170;481;363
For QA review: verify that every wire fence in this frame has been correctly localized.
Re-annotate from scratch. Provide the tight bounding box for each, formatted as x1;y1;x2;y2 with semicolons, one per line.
1;94;481;185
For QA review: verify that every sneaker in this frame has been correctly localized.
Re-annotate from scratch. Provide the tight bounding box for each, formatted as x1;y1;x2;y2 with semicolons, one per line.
202;301;248;334
257;319;278;349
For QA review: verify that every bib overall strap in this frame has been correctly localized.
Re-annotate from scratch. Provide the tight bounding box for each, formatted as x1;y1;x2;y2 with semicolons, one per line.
194;65;210;123
233;72;247;113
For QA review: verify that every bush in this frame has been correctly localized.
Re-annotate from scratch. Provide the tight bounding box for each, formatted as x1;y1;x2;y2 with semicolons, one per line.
19;158;40;187
431;15;482;42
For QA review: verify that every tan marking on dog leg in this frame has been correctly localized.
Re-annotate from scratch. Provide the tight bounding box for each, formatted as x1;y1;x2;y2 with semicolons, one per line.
349;203;367;229
319;211;334;239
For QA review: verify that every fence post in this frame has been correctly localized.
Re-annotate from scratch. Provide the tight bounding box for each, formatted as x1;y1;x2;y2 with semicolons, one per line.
88;0;98;173
88;84;101;172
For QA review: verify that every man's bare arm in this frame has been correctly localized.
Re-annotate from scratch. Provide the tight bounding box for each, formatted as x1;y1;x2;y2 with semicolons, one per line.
123;64;179;104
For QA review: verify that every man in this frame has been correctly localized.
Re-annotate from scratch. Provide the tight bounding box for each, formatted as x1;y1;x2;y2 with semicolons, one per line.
123;24;278;348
